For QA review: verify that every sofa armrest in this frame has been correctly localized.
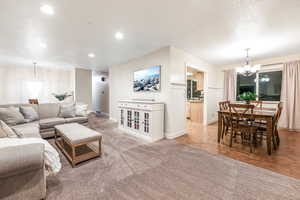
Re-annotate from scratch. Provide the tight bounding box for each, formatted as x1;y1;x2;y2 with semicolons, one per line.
0;143;44;178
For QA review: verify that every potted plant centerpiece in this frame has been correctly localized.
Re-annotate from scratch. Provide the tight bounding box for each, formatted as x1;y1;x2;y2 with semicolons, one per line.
52;92;72;102
239;92;257;104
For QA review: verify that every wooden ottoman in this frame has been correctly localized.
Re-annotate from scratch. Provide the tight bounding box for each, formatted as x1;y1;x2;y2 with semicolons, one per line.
54;123;102;167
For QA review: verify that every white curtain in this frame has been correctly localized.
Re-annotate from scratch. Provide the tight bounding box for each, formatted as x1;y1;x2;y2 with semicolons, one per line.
223;69;237;102
280;61;300;131
0;64;74;104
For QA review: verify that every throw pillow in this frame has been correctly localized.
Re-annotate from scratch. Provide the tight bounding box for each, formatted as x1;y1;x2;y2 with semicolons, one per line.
59;104;76;118
75;104;88;117
20;106;39;122
0;107;25;125
0;120;18;138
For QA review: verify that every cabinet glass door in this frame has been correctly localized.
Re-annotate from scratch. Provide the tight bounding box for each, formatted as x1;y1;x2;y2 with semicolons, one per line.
127;110;132;128
134;111;140;130
142;112;150;136
120;109;124;126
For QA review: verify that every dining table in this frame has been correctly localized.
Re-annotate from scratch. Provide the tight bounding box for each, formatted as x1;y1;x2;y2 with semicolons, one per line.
217;107;277;155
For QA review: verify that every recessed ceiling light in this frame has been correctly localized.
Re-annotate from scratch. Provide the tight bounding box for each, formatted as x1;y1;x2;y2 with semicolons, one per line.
40;5;54;15
88;53;95;58
39;42;47;49
115;32;124;40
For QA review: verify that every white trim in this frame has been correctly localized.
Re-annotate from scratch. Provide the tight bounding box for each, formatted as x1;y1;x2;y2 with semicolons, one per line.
109;117;118;122
119;127;163;142
165;129;187;139
260;64;283;72
101;112;109;117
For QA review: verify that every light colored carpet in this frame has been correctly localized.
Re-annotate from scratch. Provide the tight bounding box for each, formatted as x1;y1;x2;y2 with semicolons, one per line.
46;118;300;200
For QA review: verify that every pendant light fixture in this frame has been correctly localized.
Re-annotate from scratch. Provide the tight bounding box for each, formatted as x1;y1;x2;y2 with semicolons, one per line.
27;62;42;98
236;48;261;76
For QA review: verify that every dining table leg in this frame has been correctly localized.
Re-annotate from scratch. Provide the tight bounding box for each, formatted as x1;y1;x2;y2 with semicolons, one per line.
218;112;221;143
266;117;273;155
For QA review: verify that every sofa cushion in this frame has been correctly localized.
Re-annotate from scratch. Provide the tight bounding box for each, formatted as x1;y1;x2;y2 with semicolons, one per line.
65;116;88;124
75;104;88;117
12;122;40;138
11;121;39;129
59;104;76;118
0;107;25;126
13;126;41;138
38;103;60;119
20;106;39;122
0;120;18;138
39;118;66;129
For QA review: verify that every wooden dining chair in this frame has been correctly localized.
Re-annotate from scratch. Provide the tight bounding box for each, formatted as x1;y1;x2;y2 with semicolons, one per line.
255;102;283;150
274;102;283;145
228;103;257;153
219;101;230;139
219;101;230;111
28;99;39;104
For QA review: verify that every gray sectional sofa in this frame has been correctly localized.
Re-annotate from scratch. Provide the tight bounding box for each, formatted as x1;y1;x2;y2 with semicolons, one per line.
0;103;89;138
0;103;90;200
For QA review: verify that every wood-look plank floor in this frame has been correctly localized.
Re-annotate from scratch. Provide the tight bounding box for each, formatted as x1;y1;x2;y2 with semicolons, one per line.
176;120;300;179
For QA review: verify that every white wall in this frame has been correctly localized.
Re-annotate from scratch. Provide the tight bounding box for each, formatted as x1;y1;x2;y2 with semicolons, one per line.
167;47;223;138
92;71;109;113
75;68;92;108
109;46;170;122
0;64;74;104
109;46;223;139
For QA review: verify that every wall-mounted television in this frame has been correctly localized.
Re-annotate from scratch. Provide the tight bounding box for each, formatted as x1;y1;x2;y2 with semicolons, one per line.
133;65;161;92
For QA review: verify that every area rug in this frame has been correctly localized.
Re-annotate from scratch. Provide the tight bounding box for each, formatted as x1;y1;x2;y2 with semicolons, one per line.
46;119;300;200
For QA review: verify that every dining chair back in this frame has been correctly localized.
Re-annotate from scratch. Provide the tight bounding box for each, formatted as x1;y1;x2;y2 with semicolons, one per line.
273;102;283;145
219;101;230;111
274;102;283;125
228;103;257;152
28;99;39;104
228;103;255;121
218;101;230;139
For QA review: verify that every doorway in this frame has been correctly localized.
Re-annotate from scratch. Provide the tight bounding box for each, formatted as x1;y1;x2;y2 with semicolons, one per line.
186;66;204;123
186;66;205;136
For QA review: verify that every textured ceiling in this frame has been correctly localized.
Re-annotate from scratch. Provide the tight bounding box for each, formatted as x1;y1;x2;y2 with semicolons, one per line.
0;0;300;70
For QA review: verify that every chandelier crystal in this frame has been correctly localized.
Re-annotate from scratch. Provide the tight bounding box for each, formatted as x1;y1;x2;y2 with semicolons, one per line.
236;48;260;76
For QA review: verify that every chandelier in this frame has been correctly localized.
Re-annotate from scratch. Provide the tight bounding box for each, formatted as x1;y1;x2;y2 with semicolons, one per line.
236;48;260;76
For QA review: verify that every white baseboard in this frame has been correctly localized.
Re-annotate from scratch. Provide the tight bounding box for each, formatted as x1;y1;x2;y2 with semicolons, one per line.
109;117;118;122
165;129;187;139
102;112;109;117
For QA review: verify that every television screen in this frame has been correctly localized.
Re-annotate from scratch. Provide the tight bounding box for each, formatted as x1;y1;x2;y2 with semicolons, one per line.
134;65;161;92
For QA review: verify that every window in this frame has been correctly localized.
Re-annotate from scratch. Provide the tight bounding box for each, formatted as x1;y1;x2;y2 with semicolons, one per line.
236;73;256;101
236;70;282;101
258;71;282;101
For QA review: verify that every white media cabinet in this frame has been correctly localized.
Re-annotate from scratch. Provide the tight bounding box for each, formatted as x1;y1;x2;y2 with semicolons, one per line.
118;100;164;142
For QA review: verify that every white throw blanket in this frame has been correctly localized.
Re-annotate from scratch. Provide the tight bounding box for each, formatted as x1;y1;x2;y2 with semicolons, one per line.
0;138;61;176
